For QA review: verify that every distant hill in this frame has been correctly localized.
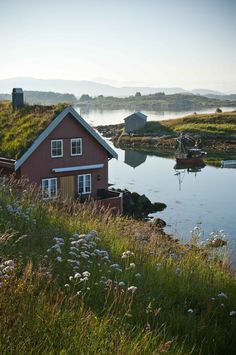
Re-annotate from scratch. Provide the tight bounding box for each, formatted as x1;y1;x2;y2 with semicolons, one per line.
204;94;236;101
191;89;225;96
0;77;187;97
76;92;236;111
0;90;76;105
1;77;235;99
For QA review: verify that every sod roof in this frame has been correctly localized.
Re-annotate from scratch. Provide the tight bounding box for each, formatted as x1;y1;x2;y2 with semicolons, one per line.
0;101;68;160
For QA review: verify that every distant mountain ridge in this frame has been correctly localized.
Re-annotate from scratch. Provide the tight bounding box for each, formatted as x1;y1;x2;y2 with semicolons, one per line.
0;77;233;98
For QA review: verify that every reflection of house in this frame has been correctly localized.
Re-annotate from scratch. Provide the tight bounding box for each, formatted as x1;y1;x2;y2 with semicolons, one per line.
0;93;122;214
124;112;147;133
124;150;147;168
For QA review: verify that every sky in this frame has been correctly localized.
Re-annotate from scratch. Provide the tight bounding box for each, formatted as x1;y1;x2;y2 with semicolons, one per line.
1;0;236;92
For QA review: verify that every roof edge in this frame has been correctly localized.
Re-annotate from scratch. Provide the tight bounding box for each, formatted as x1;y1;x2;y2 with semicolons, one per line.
15;106;117;170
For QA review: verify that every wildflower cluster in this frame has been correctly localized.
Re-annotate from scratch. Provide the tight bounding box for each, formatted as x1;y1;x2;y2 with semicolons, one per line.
45;231;139;295
0;259;15;287
4;202;36;225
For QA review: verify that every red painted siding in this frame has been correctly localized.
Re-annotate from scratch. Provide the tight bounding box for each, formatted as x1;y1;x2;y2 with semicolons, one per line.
20;113;110;197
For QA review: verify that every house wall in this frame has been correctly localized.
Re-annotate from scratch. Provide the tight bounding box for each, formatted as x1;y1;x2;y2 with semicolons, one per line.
124;116;146;132
19;112;109;198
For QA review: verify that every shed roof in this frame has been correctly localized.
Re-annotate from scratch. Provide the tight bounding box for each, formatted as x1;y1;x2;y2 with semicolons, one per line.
124;112;147;121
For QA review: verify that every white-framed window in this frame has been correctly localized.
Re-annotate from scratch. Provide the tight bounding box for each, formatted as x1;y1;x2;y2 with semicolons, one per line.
71;138;82;156
42;178;57;199
77;174;91;194
51;139;63;158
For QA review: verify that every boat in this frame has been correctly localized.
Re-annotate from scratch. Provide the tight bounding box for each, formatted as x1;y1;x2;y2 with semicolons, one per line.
175;135;207;165
221;160;236;168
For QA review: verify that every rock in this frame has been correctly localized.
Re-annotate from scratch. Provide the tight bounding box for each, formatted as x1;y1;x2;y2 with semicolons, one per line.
110;188;167;219
153;218;166;228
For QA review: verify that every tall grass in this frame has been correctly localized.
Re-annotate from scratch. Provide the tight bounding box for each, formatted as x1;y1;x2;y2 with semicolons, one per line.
0;177;236;354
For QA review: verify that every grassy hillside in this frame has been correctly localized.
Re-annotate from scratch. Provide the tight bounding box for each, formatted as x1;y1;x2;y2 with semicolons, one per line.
0;178;236;354
0;101;67;159
137;112;236;138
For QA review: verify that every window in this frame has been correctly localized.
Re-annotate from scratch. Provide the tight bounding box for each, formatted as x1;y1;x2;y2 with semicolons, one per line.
42;178;57;199
77;174;91;194
71;138;82;156
51;140;63;158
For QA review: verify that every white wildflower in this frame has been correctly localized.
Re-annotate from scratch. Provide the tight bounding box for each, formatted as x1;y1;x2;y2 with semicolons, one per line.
217;292;228;299
2;266;14;273
230;311;236;316
74;273;81;279
110;264;120;269
4;260;14;267
64;284;70;288
187;309;193;313
56;256;62;262
82;271;90;278
129;263;135;269
69;276;74;281
69;251;77;257
118;281;125;287
127;286;137;293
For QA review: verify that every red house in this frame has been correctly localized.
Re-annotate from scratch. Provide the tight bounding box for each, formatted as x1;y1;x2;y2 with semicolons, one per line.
0;105;122;214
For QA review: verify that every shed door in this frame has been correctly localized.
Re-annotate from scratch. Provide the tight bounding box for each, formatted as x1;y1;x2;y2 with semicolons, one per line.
60;176;75;199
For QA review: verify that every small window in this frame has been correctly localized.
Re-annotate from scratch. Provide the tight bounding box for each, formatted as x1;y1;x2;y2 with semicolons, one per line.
42;178;57;199
51;140;63;158
77;174;91;194
71;138;82;156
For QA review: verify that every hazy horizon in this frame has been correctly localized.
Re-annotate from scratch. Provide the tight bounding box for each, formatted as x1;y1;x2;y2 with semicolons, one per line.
1;0;236;92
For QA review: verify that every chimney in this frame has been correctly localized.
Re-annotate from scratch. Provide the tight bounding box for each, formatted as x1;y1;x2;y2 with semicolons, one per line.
12;88;24;111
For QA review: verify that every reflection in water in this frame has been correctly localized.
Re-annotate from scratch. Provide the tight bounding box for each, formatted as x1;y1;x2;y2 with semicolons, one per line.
109;146;236;261
174;164;206;191
124;150;147;168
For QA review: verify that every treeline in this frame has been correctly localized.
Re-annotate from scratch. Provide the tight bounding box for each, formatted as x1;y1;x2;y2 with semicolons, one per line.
77;92;236;111
0;91;77;105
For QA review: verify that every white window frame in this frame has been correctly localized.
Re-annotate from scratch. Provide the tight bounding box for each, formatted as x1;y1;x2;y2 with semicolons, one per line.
51;139;63;158
41;178;58;199
77;174;91;195
71;138;82;156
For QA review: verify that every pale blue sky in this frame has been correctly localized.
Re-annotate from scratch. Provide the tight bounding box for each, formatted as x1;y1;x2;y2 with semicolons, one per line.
1;0;236;91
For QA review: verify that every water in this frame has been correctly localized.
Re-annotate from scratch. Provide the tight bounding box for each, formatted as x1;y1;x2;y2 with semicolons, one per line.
108;147;236;259
75;106;236;259
75;106;236;126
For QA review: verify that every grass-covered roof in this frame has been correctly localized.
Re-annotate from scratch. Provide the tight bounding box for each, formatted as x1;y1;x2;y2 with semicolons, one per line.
0;101;67;160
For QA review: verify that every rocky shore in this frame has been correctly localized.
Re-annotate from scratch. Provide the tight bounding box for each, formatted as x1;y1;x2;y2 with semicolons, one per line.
110;188;166;224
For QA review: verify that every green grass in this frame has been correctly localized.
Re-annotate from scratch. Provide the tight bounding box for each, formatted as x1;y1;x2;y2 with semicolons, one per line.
137;112;236;138
0;101;67;159
1;178;236;354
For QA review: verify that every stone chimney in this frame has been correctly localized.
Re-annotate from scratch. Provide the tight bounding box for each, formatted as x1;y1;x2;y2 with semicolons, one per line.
12;88;24;111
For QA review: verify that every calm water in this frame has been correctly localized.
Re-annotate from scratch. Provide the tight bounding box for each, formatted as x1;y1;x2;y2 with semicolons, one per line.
108;146;236;259
75;106;236;126
75;107;236;259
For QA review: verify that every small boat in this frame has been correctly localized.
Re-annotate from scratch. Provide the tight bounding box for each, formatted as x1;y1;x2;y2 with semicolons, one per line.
175;135;206;165
221;160;236;168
